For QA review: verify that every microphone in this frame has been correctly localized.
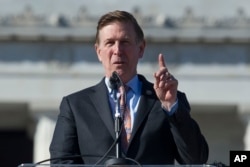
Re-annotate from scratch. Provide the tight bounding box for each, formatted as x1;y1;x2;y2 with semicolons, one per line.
109;71;122;90
109;71;126;118
109;71;126;104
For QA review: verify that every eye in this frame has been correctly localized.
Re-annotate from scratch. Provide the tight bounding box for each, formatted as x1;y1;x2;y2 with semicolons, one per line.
121;40;130;44
105;41;115;46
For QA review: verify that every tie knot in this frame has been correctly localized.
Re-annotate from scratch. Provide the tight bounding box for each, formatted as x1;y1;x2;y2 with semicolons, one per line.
119;85;130;95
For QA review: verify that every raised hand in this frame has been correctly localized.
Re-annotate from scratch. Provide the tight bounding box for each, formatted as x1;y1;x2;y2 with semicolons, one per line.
153;53;178;111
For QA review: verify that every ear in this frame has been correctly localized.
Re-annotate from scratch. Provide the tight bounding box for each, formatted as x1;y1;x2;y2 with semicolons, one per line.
95;43;102;62
138;40;146;58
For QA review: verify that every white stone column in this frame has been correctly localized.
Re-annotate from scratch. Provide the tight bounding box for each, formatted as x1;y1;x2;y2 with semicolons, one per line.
239;104;250;150
244;120;250;150
33;115;56;163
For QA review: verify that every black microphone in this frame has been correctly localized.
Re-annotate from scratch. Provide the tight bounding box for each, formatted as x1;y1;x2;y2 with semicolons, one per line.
109;71;122;90
109;71;126;105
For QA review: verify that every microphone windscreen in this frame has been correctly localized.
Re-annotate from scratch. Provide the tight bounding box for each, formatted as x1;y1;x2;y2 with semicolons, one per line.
109;71;119;89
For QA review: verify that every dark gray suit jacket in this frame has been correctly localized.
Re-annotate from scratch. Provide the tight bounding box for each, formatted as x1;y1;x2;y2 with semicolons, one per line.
50;75;209;165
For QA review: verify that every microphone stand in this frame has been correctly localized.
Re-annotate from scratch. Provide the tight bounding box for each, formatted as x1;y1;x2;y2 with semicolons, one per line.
114;88;122;159
105;72;131;166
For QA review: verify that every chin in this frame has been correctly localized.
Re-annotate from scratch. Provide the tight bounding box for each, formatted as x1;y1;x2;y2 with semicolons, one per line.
113;68;125;75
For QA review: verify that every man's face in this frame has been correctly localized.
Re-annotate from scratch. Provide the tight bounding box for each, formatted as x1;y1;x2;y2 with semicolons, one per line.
95;21;145;83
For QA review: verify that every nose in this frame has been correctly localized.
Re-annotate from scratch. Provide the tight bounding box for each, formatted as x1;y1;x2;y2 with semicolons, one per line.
113;42;122;55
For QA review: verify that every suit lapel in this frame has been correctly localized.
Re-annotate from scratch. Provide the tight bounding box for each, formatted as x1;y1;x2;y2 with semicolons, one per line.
89;79;116;139
130;76;157;142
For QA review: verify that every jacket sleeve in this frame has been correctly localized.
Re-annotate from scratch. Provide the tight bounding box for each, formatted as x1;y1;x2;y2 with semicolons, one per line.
49;97;83;164
167;91;209;164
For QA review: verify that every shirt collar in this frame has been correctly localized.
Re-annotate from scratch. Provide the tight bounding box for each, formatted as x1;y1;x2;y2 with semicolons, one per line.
105;75;140;94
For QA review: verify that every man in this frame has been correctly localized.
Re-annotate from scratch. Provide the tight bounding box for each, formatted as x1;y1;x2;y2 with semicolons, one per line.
50;10;209;165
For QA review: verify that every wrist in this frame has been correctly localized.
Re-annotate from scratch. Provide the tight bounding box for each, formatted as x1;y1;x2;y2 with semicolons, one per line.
161;99;178;112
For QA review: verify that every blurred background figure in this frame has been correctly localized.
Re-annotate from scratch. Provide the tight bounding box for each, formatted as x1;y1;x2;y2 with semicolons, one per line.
0;0;250;167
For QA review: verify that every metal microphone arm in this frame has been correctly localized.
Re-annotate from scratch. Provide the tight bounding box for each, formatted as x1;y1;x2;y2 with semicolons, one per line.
106;71;131;165
109;71;123;158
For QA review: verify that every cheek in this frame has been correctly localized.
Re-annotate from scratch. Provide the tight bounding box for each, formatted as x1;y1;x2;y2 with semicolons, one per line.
97;48;108;62
99;54;111;67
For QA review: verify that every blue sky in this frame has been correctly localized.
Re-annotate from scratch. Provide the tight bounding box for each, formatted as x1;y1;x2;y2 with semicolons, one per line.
0;0;249;18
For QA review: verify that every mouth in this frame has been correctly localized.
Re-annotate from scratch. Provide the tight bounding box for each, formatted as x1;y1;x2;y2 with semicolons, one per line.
113;61;125;65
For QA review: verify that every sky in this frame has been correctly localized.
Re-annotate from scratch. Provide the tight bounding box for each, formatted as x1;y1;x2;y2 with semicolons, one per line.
0;0;250;19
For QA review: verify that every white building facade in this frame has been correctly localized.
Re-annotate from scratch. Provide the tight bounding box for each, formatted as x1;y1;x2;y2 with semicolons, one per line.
0;6;250;166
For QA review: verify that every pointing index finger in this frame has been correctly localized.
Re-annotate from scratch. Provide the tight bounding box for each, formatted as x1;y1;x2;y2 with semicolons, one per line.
158;53;166;68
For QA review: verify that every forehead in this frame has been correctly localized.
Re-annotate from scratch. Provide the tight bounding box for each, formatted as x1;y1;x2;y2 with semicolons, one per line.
98;21;136;39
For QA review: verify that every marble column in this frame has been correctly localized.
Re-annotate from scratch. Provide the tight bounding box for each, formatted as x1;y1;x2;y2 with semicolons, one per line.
33;115;56;163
